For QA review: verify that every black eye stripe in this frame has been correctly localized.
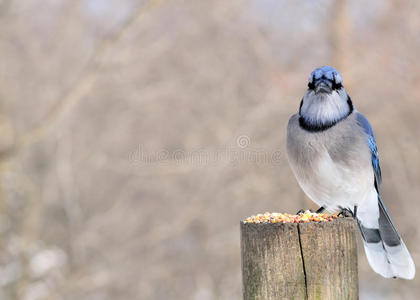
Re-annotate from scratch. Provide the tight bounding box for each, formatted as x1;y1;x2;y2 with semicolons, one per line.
307;80;342;90
307;73;342;90
332;81;343;90
307;82;315;89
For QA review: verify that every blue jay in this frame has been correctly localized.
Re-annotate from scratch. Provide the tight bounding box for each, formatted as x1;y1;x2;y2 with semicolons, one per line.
286;66;415;279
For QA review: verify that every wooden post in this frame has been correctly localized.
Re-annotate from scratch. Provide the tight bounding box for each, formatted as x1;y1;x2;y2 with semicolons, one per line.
241;217;358;300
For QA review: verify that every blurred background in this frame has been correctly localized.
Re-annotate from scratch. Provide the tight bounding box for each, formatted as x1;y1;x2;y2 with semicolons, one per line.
0;0;419;299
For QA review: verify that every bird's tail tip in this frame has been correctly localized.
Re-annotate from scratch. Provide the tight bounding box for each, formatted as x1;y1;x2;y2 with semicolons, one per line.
363;239;415;280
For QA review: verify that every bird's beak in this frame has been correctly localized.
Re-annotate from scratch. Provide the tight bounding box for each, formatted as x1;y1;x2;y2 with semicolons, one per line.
315;80;332;94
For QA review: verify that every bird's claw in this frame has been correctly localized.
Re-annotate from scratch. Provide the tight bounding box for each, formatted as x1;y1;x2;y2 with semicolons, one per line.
338;207;354;218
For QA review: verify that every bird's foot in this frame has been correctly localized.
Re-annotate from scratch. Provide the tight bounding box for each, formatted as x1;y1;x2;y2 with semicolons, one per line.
338;207;354;218
296;209;317;215
353;205;358;218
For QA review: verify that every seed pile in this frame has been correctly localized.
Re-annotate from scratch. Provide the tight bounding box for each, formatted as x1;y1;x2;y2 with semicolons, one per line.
243;210;338;224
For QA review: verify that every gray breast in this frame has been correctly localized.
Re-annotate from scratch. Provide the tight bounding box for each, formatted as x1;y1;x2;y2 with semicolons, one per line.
286;112;373;207
287;113;369;169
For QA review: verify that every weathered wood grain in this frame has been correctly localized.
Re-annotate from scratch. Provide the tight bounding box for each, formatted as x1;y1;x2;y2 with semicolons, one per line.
241;222;306;300
299;218;358;300
240;217;358;300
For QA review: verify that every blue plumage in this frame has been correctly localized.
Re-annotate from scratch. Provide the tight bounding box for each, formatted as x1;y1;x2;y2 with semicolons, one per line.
309;65;343;84
356;113;382;188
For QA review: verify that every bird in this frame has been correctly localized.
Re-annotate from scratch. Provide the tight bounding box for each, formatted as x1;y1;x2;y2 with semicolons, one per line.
286;66;415;279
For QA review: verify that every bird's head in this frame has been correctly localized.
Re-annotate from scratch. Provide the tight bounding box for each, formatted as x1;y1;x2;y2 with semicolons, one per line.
307;66;343;94
299;66;353;129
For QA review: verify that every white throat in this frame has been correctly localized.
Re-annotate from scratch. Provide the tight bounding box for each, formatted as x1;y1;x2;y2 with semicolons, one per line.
300;89;350;126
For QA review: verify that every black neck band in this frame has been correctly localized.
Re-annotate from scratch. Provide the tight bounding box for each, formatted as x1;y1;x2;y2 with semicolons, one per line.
299;95;354;132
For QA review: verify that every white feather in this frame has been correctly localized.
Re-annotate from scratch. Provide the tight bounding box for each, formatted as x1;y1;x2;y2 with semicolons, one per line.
300;88;349;126
296;149;373;212
358;188;415;279
363;240;415;279
363;241;395;278
384;242;416;279
357;188;380;228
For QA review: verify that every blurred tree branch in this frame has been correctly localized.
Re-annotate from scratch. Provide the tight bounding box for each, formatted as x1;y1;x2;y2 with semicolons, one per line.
0;0;165;162
0;1;165;297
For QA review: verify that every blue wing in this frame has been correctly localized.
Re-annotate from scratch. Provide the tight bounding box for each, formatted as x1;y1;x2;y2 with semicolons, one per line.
356;112;382;190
